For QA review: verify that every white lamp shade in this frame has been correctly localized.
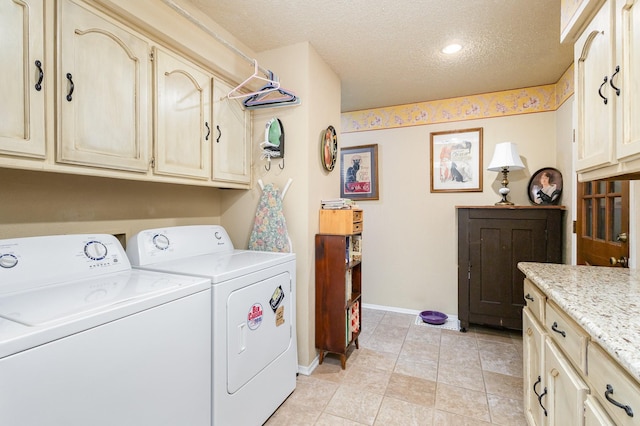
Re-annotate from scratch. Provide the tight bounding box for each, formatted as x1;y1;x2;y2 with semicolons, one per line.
487;142;525;171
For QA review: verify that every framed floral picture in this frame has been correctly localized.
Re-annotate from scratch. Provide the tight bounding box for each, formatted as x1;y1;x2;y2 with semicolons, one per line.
340;144;379;200
430;128;483;193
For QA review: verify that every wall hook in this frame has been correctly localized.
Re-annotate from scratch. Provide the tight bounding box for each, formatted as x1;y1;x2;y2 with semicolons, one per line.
278;158;285;169
265;158;271;171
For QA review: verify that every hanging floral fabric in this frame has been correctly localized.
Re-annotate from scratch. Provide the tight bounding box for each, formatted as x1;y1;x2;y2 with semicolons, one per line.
249;183;291;253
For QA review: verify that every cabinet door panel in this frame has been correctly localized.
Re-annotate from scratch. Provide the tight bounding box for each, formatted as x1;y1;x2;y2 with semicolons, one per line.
469;218;546;318
616;0;640;160
212;79;250;184
58;0;150;172
0;0;45;158
523;308;547;426
575;1;616;172
154;47;211;179
545;339;589;426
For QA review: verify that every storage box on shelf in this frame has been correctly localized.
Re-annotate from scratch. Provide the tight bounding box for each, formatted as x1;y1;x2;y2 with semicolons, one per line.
319;208;363;235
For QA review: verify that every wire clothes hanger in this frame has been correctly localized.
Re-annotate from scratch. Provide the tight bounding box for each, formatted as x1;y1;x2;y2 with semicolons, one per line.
243;71;300;109
223;59;280;100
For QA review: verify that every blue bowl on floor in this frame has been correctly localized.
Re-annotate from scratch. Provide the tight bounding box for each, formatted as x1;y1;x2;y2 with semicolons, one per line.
419;310;448;325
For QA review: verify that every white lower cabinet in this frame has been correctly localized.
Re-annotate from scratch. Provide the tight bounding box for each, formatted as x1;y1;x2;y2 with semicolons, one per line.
545;339;589;425
585;396;616;426
524;307;547;426
523;277;640;426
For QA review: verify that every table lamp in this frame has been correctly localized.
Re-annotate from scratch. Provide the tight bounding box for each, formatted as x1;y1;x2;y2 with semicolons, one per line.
487;142;525;205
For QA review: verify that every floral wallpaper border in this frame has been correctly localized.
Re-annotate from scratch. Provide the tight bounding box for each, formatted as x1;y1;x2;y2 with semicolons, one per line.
341;64;574;134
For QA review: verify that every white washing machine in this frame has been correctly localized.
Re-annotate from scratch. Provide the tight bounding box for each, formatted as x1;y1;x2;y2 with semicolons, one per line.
0;234;212;426
126;225;297;426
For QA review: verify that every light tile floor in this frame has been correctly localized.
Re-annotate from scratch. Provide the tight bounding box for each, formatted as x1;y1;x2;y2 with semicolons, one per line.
266;308;526;425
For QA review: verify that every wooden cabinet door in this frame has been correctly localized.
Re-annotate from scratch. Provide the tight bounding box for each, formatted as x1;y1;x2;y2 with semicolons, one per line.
468;218;546;322
545;339;589;426
575;0;616;172
0;0;45;158
153;47;211;180
524;308;547;426
57;0;150;172
615;0;640;160
212;79;250;184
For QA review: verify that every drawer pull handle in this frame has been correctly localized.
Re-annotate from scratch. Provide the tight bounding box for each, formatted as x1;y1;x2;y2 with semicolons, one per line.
551;321;566;338
605;384;634;417
35;60;43;91
599;76;609;105
610;65;621;96
66;73;74;101
525;293;534;302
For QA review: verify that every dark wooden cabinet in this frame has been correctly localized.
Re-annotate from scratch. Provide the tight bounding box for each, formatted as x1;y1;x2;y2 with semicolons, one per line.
457;206;564;331
315;233;362;369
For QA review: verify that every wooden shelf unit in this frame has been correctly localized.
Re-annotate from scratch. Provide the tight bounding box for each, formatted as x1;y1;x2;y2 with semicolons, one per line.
315;233;362;369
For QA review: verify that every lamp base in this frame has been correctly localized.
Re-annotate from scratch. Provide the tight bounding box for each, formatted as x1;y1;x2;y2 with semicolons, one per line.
495;198;514;206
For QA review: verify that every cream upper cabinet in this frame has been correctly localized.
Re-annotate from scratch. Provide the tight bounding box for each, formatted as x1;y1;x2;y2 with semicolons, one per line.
575;0;640;180
0;0;45;158
57;0;150;172
153;47;211;180
575;0;615;172
614;0;640;160
212;79;251;184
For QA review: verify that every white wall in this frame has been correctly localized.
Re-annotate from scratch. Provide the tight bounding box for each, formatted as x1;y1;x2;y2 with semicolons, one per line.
221;42;341;369
341;111;564;315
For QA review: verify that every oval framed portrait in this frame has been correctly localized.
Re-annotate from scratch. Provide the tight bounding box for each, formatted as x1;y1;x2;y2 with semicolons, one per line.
321;125;338;171
528;167;563;205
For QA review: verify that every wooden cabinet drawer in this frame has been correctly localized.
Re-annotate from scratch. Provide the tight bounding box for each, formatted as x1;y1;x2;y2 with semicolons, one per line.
585;395;616;426
588;342;640;425
545;301;589;373
524;278;545;323
319;209;363;235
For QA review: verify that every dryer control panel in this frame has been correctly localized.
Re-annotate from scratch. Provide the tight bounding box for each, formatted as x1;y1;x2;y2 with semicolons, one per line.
127;225;234;266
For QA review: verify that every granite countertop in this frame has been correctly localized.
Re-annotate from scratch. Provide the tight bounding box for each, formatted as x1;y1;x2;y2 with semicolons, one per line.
518;262;640;383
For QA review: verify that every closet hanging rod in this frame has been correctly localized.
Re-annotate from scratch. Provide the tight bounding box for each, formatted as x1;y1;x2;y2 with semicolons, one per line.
161;0;270;76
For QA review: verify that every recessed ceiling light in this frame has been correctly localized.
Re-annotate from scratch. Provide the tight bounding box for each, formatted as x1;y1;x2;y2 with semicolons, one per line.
442;43;462;54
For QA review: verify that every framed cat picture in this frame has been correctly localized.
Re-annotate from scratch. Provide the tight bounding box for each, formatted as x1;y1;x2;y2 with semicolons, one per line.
340;144;379;200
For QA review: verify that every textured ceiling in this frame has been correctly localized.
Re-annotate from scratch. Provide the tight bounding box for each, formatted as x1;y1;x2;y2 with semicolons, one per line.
183;0;574;112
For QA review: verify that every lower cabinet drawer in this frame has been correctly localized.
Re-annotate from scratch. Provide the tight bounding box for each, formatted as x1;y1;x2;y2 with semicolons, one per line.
545;301;589;374
588;342;640;426
524;278;545;323
585;395;615;426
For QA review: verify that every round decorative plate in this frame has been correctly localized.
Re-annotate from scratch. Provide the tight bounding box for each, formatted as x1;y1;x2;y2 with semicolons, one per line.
527;167;563;205
321;125;338;171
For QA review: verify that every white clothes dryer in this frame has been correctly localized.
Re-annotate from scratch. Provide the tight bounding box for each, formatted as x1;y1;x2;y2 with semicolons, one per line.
127;225;297;426
0;234;212;426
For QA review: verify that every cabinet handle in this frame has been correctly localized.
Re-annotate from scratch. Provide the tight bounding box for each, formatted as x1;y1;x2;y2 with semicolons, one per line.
35;60;43;91
598;76;609;105
537;383;548;417
66;73;74;101
216;125;221;143
610;66;621;96
205;122;210;141
605;384;634;417
525;293;534;302
551;321;566;337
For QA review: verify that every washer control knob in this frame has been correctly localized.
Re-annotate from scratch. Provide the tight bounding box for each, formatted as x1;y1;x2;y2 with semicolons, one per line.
153;234;170;250
0;254;18;269
84;241;108;261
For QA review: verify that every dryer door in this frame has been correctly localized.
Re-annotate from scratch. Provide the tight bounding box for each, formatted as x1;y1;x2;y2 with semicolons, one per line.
226;272;293;393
